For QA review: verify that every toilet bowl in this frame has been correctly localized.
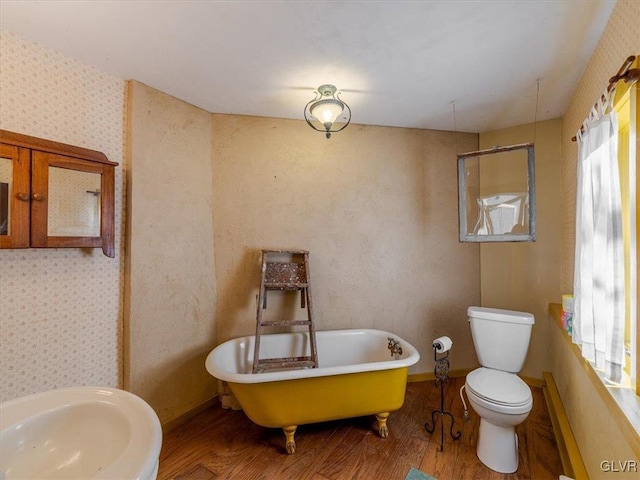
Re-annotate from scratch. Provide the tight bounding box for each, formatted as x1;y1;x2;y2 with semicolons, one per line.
465;367;533;473
465;306;535;474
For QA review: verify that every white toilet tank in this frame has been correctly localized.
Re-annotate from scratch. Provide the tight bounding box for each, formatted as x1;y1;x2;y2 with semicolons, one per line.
468;306;534;373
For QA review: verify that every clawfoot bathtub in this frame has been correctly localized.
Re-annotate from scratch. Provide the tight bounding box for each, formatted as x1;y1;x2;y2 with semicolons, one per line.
205;329;419;453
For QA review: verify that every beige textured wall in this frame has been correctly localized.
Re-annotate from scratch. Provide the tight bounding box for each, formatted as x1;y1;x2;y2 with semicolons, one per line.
549;319;639;478
211;114;480;375
0;31;124;401
479;119;563;379
553;1;640;474
126;81;217;424
561;0;640;292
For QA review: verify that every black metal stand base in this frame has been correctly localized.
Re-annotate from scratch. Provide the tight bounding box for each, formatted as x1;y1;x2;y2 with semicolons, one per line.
424;344;461;451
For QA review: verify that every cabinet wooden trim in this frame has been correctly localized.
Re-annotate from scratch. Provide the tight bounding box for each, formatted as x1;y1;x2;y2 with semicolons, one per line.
0;129;118;166
31;151;105;250
0;143;30;248
0;130;118;257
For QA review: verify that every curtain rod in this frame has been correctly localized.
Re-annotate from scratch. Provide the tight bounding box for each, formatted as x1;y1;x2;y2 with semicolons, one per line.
571;55;639;142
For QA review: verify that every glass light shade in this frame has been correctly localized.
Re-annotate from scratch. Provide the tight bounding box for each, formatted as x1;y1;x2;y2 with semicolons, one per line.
310;100;343;125
304;85;351;139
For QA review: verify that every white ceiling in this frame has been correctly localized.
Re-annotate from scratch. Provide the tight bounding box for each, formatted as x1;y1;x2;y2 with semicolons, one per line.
0;0;616;133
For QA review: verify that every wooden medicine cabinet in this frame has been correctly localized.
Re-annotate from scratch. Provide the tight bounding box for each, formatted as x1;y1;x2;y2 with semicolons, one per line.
0;130;118;257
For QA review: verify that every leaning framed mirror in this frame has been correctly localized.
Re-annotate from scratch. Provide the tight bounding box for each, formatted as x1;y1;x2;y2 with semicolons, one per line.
457;142;536;242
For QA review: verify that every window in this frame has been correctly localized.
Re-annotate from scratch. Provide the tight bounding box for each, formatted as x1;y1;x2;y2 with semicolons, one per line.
573;58;638;390
612;59;638;394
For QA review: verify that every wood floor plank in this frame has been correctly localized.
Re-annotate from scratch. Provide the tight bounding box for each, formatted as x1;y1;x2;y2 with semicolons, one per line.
200;416;267;478
382;432;431;480
173;465;218;480
315;423;368;479
529;387;551;425
161;407;230;460
283;420;356;480
419;437;459;480
514;422;532;480
160;428;230;479
350;441;391;480
157;381;564;480
451;442;493;480
229;451;287;480
527;420;565;480
276;421;345;480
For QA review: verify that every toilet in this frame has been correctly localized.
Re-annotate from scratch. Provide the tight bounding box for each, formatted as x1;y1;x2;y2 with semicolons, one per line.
465;306;535;474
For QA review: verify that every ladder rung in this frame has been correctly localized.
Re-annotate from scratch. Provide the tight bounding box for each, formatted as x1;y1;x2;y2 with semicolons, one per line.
255;356;315;371
260;320;312;327
264;282;308;290
257;356;314;364
262;249;309;255
265;262;307;285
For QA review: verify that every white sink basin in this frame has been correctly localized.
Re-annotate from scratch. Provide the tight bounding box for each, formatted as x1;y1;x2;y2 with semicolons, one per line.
1;387;162;480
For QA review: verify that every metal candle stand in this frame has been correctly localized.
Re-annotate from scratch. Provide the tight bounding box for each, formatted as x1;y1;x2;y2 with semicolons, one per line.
424;342;461;451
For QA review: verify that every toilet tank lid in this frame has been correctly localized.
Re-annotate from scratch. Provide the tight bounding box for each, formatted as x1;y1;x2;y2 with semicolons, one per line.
468;306;534;325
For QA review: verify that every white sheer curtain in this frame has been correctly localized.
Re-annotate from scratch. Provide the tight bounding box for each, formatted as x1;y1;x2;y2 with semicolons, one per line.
573;90;625;383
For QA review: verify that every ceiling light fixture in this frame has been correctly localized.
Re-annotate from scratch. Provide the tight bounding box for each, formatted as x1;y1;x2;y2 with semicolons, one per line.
304;84;351;139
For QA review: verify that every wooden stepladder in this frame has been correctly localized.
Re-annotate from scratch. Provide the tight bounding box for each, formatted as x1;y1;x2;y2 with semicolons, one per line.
252;249;318;373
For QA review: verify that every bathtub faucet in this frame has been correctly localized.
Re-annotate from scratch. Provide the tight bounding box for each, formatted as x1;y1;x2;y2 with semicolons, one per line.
387;337;403;360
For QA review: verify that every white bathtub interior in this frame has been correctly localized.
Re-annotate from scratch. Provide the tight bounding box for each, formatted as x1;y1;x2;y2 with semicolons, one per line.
207;329;419;383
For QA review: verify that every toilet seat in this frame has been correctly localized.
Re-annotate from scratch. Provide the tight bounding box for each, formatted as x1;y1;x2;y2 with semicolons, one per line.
466;368;532;408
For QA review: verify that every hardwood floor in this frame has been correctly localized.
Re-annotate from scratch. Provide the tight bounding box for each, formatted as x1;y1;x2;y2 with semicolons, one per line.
158;377;564;480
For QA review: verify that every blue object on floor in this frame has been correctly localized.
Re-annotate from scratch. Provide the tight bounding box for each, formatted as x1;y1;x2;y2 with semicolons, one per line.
404;466;437;480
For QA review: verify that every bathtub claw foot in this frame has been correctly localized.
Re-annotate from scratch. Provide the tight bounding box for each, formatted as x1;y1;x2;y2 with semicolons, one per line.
286;440;296;454
283;426;297;454
375;413;390;438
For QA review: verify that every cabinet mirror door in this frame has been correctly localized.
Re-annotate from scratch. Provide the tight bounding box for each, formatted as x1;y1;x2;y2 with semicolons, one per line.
0;143;30;248
31;151;115;256
47;166;102;237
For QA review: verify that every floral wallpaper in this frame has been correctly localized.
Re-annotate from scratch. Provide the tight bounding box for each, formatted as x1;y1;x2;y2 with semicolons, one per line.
0;31;125;401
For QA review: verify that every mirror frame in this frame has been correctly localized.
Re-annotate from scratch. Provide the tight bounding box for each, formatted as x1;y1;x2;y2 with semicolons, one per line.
457;142;536;243
0;143;30;248
31;151;114;254
0;129;118;257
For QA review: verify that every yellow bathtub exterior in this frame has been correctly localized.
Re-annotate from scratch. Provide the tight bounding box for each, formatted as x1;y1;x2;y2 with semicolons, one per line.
206;329;420;453
227;367;408;429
